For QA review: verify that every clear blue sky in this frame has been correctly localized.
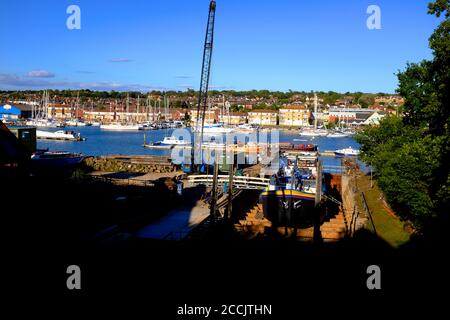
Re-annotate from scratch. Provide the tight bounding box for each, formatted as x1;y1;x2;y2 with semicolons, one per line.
0;0;442;93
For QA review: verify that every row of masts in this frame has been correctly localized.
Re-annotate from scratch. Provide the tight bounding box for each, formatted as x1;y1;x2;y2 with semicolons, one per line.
28;90;232;125
196;94;231;130
28;90;180;123
31;90;50;120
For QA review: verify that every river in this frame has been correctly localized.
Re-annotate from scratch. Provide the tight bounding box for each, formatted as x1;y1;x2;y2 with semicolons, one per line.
37;126;361;167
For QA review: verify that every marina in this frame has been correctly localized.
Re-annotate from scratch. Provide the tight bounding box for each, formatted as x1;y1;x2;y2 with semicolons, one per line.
3;0;444;308
34;126;361;166
0;0;447;316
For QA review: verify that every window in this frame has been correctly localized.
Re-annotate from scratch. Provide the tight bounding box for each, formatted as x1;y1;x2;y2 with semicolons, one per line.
21;131;30;140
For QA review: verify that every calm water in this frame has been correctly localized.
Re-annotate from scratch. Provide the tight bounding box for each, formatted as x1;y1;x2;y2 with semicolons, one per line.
37;127;361;167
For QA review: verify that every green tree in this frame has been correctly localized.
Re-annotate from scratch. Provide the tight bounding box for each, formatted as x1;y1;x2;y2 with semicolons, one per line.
356;0;450;232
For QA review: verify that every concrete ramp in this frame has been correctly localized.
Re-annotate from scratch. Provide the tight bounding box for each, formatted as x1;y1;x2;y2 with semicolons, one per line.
135;201;209;240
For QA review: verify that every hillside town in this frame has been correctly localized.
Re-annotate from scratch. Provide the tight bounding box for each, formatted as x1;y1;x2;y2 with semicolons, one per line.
0;90;403;128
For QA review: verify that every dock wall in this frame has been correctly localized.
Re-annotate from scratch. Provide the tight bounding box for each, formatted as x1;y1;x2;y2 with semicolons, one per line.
83;155;176;173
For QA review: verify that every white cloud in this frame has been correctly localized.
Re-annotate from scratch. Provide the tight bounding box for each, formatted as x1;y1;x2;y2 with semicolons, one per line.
77;70;95;74
27;70;55;78
0;73;166;92
109;58;133;63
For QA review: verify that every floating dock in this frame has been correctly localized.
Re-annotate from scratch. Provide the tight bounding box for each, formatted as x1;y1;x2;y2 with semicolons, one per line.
143;143;339;157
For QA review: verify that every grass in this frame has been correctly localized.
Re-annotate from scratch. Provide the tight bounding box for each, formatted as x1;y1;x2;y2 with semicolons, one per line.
355;172;411;248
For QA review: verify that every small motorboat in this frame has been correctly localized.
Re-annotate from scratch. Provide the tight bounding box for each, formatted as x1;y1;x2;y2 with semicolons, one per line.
31;151;84;169
334;147;360;157
155;136;190;146
36;130;85;141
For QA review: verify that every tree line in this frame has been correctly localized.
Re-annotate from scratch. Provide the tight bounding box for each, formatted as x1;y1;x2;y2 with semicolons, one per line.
356;0;449;235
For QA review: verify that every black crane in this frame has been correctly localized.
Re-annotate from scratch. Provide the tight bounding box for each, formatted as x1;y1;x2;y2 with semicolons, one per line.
191;0;216;169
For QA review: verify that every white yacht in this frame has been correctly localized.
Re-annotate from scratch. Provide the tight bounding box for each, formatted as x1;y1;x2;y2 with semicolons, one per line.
334;147;360;157
36;130;84;141
194;123;234;134
235;124;257;133
100;123;140;131
327;130;350;138
299;128;328;137
26;119;60;128
65;119;87;127
158;136;190;146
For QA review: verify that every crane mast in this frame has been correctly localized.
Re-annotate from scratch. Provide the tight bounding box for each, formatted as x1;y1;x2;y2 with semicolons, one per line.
192;0;216;168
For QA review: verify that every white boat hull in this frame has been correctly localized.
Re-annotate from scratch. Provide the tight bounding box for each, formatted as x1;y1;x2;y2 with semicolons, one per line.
100;124;140;131
36;130;83;141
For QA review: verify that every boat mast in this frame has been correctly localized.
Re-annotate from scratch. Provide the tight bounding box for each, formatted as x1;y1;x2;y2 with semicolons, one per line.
44;90;49;120
126;93;130;123
75;91;79;120
137;95;140;122
314;93;318;130
158;98;161;121
146;96;150;122
153;100;156;122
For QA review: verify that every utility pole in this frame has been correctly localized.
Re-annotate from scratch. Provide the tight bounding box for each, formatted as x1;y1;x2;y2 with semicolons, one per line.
226;162;235;220
313;160;323;244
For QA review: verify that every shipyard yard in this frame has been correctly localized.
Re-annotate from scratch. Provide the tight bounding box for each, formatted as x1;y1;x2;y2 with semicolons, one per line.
1;0;449;315
1;145;430;303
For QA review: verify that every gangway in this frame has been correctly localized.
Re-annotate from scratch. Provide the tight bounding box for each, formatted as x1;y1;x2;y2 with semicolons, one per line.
188;174;270;190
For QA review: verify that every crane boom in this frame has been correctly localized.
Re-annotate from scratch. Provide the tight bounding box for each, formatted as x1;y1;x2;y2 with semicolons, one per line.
192;0;216;167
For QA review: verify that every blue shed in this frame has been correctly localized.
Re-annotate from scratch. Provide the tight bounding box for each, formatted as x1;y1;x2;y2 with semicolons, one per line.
0;104;21;120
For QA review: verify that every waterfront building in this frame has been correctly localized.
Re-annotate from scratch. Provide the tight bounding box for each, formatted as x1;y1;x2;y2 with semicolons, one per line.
0;104;21;120
218;112;247;125
278;105;310;127
328;107;373;122
362;111;386;126
247;110;278;126
83;111;153;123
189;109;218;125
46;104;78;120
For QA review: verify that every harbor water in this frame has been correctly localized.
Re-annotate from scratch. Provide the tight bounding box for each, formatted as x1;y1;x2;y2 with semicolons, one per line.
36;127;361;167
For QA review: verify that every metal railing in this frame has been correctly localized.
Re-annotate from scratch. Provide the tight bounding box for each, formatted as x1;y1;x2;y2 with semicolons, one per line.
322;165;345;174
188;174;270;190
